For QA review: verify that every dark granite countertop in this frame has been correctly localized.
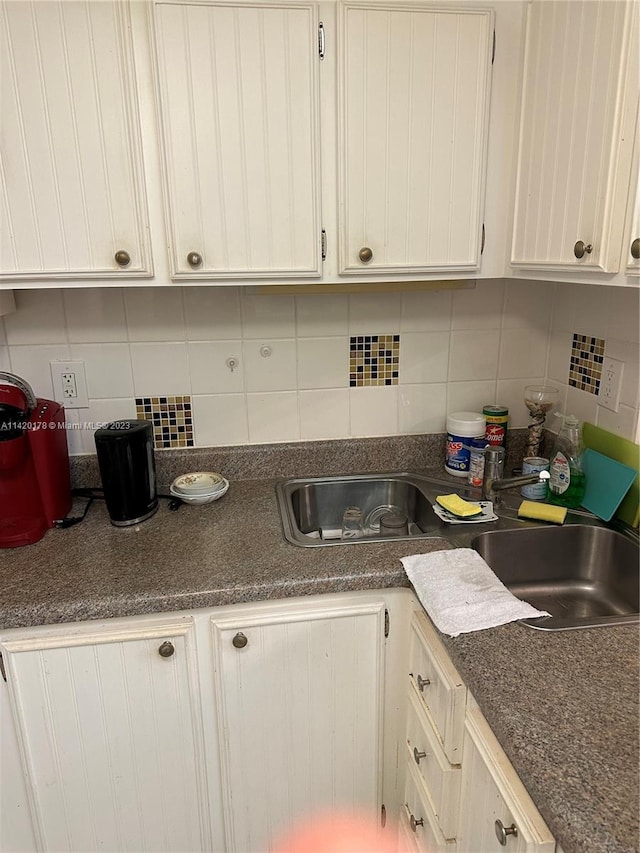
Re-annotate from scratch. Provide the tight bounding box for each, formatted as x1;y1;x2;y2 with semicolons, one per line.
1;436;638;853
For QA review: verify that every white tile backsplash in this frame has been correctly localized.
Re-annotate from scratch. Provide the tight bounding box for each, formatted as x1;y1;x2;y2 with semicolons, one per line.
64;289;127;343
188;341;244;394
299;389;350;439
297;337;348;390
130;342;190;396
4;280;638;451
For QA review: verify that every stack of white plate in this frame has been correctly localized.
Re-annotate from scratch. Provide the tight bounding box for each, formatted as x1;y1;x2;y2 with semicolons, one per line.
169;471;229;505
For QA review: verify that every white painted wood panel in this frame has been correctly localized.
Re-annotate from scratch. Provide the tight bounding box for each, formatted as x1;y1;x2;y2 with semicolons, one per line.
0;0;150;279
511;0;639;273
402;759;456;853
152;0;321;279
1;619;210;852
457;706;555;853
338;2;493;274
211;599;385;852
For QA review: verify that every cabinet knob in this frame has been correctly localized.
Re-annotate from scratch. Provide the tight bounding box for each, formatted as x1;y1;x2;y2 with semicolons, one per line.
232;632;248;649
187;251;203;268
573;240;593;259
358;246;373;263
416;674;430;692
413;747;427;764
409;814;424;832
158;641;175;658
114;250;131;267
495;819;518;846
631;238;640;260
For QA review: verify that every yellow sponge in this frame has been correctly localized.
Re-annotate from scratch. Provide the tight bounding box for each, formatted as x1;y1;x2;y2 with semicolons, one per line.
436;494;483;517
518;500;567;525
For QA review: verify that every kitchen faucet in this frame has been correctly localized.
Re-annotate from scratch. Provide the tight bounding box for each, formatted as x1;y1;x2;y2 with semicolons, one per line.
481;446;551;506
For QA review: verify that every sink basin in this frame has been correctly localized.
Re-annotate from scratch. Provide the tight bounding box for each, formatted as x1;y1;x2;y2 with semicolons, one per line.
276;473;443;546
472;525;639;630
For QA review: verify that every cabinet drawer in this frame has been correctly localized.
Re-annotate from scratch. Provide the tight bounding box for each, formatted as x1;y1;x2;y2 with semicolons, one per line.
457;706;555;853
402;759;457;853
406;689;461;840
408;611;466;764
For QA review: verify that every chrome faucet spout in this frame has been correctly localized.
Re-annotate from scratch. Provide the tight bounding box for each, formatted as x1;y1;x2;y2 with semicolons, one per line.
483;470;550;505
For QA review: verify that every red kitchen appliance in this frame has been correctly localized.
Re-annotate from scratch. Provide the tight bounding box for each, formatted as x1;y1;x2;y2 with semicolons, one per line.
0;372;72;547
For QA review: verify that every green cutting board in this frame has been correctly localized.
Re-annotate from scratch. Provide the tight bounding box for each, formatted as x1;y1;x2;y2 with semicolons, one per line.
582;423;640;527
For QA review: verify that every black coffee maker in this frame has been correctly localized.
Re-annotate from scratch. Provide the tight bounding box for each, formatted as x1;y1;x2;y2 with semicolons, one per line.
94;420;158;526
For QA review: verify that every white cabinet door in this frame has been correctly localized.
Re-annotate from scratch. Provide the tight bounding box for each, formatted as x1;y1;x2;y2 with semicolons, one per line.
457;706;555;853
211;597;386;852
338;2;494;275
0;0;151;280
511;0;640;273
0;617;211;852
152;0;322;280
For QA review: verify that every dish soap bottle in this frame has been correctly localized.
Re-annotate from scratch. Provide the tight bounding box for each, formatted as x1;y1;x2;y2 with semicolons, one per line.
547;414;586;508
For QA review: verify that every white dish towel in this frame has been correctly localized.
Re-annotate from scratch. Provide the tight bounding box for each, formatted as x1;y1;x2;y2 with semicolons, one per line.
401;549;550;637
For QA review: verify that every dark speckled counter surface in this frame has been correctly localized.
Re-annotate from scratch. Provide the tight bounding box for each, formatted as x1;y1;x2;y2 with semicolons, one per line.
0;435;638;853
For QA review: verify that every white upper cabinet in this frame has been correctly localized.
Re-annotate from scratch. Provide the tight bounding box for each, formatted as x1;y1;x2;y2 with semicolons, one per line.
0;1;151;280
337;2;494;275
510;0;640;274
151;0;322;279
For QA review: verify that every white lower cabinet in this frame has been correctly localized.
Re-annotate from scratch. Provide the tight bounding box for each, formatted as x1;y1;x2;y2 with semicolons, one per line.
0;614;211;852
1;591;557;853
209;596;386;852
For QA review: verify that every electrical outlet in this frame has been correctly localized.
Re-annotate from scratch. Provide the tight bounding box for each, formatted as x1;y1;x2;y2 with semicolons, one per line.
50;361;89;409
598;356;624;413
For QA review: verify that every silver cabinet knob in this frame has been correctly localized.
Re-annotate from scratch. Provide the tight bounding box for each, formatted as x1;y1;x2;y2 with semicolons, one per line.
495;820;518;846
158;641;175;658
413;747;427;764
409;814;424;833
187;251;203;268
358;246;373;263
114;250;131;267
631;238;640;260
416;674;430;692
232;632;248;649
573;240;593;259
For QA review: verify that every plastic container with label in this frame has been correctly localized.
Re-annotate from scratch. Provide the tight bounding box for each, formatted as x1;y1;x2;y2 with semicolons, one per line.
445;412;486;478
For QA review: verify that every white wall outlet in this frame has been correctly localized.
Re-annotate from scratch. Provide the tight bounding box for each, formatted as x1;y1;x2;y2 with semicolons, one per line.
50;360;89;409
598;356;624;413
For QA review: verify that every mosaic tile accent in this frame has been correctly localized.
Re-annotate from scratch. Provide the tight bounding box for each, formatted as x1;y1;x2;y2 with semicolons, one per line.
569;333;604;394
349;334;400;387
135;396;194;449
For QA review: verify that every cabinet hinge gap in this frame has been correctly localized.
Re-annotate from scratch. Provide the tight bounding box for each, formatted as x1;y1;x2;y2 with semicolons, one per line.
0;653;6;682
321;229;327;261
492;29;496;64
318;22;325;59
481;223;486;255
381;804;387;827
384;609;389;637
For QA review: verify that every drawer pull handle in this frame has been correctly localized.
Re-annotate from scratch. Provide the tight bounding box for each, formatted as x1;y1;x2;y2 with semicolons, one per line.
158;641;175;658
114;250;131;267
495;819;518;846
573;240;593;259
631;238;640;260
417;674;430;691
409;814;424;832
358;246;373;263
413;747;427;764
232;632;248;649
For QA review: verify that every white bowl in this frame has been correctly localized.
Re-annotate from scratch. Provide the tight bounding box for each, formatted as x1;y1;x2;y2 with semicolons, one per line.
169;478;229;505
171;471;226;496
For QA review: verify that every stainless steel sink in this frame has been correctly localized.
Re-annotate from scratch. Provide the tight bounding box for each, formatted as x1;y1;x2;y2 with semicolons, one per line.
471;525;639;630
276;473;445;546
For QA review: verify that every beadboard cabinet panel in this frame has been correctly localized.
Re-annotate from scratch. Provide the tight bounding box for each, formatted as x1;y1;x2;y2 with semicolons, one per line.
338;2;494;274
511;0;639;273
151;1;322;279
1;618;210;853
0;0;151;280
211;599;386;852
